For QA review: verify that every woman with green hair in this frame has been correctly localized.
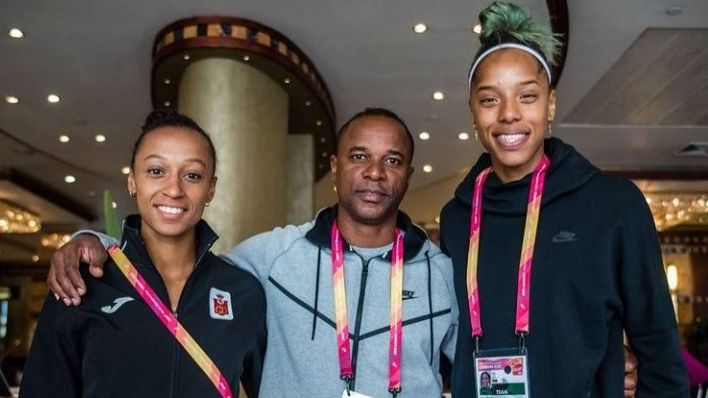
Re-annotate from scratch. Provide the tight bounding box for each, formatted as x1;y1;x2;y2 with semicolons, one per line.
440;2;688;396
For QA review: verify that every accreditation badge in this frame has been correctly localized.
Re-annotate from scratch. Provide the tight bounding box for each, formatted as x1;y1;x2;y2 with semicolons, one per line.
474;349;529;398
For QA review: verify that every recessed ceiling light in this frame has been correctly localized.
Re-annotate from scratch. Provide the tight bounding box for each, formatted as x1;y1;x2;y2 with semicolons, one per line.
32;254;40;263
4;96;19;104
64;175;76;184
164;101;171;107
121;166;130;175
164;78;171;85
419;131;430;140
95;134;106;143
434;216;440;224
8;28;24;39
47;94;60;103
305;100;311;107
242;55;250;62
665;6;683;15
423;164;433;173
284;78;291;84
316;120;323;126
112;201;117;209
458;132;470;141
59;135;70;143
472;24;482;35
413;23;428;34
432;91;444;101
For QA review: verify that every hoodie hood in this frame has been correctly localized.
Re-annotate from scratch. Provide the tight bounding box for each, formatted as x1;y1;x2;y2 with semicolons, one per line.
305;205;430;262
454;138;600;216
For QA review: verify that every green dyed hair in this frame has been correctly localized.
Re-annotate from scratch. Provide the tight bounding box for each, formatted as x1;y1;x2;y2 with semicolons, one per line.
478;1;562;67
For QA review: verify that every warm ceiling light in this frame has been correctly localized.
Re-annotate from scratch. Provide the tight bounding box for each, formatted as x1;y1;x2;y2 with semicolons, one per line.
472;24;482;35
41;233;71;249
64;175;76;184
432;91;444;101
418;132;430;140
121;166;130;175
183;54;191;60
47;94;60;103
458;132;470;140
305;100;311;107
4;96;19;104
164;78;171;85
413;23;428;34
423;164;433;173
434;216;440;224
112;201;118;209
164;101;171;107
8;28;24;39
284;78;291;84
242;55;250;62
59;135;70;143
31;255;40;263
95;134;106;142
0;200;41;234
316;120;323;126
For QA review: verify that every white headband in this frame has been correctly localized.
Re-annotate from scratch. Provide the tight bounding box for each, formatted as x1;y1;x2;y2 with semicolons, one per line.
467;43;552;88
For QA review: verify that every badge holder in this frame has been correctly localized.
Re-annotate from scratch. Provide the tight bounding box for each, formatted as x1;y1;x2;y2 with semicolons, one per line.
473;334;530;398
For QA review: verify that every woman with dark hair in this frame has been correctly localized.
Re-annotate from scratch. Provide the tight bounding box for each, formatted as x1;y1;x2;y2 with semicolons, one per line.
20;110;266;397
440;2;688;397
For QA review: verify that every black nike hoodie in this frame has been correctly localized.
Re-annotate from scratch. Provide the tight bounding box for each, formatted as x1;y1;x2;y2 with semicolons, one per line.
440;138;688;397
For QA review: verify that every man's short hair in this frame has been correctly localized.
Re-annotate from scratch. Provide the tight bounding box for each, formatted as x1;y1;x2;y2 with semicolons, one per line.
335;107;415;161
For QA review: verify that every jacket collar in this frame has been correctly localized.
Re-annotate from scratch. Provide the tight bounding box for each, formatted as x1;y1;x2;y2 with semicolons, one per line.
120;214;218;269
305;205;428;262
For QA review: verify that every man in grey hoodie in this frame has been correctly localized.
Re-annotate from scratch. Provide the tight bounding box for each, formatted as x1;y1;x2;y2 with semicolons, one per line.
48;107;459;397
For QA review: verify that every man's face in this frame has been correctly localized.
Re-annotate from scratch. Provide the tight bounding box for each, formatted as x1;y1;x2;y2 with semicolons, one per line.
330;116;414;227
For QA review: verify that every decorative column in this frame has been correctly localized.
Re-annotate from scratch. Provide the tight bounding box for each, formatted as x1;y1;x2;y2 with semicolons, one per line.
151;17;335;252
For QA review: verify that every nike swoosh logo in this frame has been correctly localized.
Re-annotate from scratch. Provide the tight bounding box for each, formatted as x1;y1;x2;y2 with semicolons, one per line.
101;297;135;314
552;231;577;243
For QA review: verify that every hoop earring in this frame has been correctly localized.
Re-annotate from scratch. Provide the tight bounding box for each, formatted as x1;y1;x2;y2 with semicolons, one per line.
473;126;479;141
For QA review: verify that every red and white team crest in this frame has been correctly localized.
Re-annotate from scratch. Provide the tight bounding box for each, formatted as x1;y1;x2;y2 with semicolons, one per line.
209;288;234;320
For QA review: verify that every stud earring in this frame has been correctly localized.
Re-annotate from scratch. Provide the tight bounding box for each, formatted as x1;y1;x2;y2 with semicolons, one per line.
205;202;211;207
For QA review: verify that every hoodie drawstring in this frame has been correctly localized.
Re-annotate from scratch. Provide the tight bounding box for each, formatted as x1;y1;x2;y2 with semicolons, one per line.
311;247;322;340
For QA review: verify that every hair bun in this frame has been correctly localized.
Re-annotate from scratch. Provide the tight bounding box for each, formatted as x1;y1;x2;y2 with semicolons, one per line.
477;1;561;66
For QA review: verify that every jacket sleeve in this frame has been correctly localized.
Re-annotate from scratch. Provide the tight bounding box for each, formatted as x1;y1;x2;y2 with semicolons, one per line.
433;252;458;363
72;229;119;248
20;295;83;398
616;189;689;397
220;224;308;284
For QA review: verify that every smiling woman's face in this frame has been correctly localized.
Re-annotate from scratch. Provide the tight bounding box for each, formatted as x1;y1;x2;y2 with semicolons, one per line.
128;126;215;241
469;49;556;182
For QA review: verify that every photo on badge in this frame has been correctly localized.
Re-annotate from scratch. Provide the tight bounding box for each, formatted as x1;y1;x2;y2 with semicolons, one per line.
474;348;529;397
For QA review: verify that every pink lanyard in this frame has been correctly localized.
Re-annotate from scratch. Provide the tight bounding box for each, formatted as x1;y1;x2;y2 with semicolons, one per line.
107;245;233;398
331;222;404;397
466;155;550;345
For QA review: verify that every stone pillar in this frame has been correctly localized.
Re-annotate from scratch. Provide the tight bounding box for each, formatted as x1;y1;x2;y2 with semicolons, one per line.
286;134;314;224
179;58;288;253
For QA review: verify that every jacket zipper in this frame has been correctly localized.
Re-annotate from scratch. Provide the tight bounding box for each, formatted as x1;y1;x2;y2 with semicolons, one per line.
350;254;371;391
165;241;215;398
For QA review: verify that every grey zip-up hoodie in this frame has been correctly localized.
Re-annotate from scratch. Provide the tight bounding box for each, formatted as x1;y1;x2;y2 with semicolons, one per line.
224;206;457;397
